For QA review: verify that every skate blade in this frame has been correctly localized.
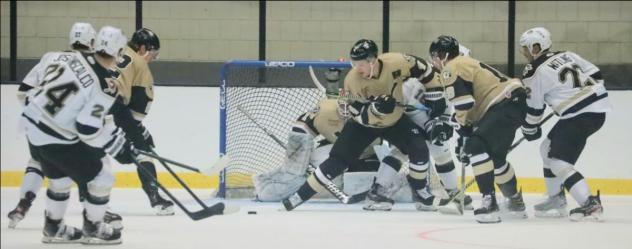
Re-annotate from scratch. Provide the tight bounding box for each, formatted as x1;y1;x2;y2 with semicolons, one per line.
475;213;502;224
41;237;83;244
534;209;567;218
154;206;175;216
8;219;20;229
81;237;122;245
570;212;603;222
363;203;393;211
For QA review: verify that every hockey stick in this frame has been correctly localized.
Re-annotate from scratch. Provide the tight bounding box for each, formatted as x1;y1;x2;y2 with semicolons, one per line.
308;66;327;93
136;149;231;176
131;156;238;221
450;112;556;214
236;105;364;204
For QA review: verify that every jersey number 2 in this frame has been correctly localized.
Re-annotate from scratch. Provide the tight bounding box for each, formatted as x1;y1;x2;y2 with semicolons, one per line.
558;64;594;88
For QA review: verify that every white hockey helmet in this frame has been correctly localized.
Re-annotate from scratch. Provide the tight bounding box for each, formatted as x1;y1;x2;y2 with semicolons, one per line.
519;27;552;57
458;44;470;57
94;26;127;59
69;22;96;50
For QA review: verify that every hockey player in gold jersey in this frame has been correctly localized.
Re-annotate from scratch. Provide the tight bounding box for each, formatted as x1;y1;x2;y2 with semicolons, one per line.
112;28;174;215
283;39;448;211
429;35;528;223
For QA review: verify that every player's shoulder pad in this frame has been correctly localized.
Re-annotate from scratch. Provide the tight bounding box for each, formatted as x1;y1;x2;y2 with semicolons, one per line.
522;51;564;79
82;53;119;97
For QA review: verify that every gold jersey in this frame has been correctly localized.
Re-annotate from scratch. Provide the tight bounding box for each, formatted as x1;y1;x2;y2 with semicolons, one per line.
295;99;344;143
344;52;434;128
112;46;155;121
438;55;524;126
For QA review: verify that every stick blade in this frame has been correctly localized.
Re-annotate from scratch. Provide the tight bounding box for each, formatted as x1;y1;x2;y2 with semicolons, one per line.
188;202;240;220
201;155;232;175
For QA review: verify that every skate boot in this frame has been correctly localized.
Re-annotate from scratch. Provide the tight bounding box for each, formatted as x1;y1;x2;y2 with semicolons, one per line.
282;192;306;211
474;193;501;223
412;187;450;212
149;191;175;216
82;211;122;245
41;215;83;244
534;190;567;218
363;183;395;211
569;191;603;222
7;191;36;229
501;189;528;219
103;210;123;231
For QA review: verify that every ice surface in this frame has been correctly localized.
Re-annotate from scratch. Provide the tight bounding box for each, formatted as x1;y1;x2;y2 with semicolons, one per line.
2;187;631;249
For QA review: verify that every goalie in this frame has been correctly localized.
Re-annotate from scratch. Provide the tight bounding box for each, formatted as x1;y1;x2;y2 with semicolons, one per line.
253;98;381;201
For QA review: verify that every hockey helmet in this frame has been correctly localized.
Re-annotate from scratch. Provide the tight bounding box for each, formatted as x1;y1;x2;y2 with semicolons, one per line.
69;22;96;50
519;27;551;56
429;35;460;60
350;39;378;61
95;26;127;59
130;28;160;51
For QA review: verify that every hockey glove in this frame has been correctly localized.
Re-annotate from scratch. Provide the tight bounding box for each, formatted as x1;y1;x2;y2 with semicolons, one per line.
423;94;447;119
521;125;541;141
369;95;396;116
104;128;137;165
424;118;454;146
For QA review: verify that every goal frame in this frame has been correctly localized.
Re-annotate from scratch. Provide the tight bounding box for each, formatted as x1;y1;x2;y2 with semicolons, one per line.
218;60;352;198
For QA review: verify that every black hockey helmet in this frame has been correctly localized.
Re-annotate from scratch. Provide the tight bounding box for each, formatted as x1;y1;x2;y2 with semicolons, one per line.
429;35;459;59
130;28;160;51
350;39;378;61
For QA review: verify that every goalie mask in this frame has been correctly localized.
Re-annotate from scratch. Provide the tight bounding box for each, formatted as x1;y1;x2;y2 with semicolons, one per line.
337;99;351;120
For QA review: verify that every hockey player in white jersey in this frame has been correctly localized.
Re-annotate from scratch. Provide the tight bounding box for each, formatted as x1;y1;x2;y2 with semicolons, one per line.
519;27;612;221
21;26;134;244
7;22;108;229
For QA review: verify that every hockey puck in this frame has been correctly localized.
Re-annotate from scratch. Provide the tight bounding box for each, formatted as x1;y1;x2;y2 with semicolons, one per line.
248;211;257;215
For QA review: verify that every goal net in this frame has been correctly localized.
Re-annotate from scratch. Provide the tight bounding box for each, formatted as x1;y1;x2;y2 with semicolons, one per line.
218;60;351;198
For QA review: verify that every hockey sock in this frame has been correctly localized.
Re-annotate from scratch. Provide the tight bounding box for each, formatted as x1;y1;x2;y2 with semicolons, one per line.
543;164;564;196
470;153;495;195
494;162;518;197
550;158;590;205
435;161;458;190
407;161;429;191
138;161;158;196
20;164;44;199
45;178;73;220
375;156;401;187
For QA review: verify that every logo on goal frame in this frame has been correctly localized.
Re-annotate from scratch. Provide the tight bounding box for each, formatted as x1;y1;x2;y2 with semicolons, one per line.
264;61;296;68
219;81;226;109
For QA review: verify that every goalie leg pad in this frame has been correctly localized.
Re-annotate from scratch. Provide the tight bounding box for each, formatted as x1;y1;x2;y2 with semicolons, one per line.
45;177;73;220
375;156;402;187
